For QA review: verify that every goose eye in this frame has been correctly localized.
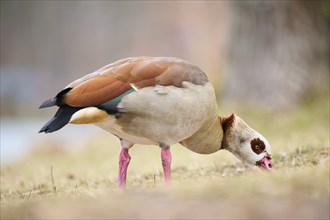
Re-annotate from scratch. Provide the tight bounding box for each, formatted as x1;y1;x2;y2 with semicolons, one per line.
250;138;265;154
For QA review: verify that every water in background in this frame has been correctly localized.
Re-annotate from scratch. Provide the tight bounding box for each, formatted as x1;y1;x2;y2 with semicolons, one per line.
0;118;103;165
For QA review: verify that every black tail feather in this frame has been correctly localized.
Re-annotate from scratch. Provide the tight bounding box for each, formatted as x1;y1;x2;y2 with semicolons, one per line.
39;98;57;109
39;105;81;133
39;87;73;109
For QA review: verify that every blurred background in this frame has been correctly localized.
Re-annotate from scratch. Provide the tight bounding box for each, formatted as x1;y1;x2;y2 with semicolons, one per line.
1;1;329;163
1;2;329;219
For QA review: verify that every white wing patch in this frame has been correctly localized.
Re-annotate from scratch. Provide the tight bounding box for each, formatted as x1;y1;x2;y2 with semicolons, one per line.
129;83;139;91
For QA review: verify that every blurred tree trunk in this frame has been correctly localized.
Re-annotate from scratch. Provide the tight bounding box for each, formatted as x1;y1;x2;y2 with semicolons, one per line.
224;1;329;109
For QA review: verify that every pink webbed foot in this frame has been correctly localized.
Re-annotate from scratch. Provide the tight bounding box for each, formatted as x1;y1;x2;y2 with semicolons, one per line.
161;147;172;182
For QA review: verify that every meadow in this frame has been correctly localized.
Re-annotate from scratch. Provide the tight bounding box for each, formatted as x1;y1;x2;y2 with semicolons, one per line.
1;94;329;219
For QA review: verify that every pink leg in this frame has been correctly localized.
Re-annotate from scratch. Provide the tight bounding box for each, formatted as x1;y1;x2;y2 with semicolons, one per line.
161;147;172;182
118;148;131;188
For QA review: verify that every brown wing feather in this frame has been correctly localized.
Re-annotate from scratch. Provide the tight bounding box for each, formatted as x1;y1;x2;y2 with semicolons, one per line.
63;57;208;107
64;75;131;107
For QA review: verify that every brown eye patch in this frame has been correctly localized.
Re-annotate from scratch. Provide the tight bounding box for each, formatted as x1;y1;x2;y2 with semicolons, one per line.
250;138;266;154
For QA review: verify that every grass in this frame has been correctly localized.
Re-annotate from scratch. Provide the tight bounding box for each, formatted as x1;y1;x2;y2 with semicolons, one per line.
1;93;329;219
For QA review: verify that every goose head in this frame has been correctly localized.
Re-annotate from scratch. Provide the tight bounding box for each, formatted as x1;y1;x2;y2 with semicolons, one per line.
221;114;273;171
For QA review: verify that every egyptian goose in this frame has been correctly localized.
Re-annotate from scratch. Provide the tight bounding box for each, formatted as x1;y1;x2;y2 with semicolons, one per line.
39;57;273;187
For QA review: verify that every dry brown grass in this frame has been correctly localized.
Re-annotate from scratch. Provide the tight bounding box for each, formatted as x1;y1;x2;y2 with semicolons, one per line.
1;95;329;219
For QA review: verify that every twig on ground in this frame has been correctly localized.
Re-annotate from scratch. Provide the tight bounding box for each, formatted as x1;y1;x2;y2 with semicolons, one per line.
50;166;56;192
26;189;32;200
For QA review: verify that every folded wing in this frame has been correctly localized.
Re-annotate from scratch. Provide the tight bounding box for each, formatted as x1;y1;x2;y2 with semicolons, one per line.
39;57;208;133
63;56;208;107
